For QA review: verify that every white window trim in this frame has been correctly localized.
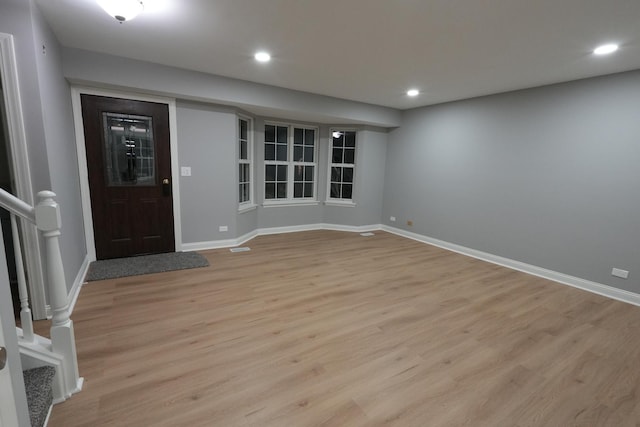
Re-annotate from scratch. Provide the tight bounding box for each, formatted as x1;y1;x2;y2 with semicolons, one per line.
263;122;319;203
263;200;321;208
327;128;357;204
238;115;254;210
324;200;357;207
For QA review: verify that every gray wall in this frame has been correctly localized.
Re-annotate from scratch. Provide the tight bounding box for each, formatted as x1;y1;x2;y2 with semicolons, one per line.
0;0;50;193
176;111;388;245
383;70;640;293
62;48;401;128
1;0;86;294
30;4;86;290
177;102;238;243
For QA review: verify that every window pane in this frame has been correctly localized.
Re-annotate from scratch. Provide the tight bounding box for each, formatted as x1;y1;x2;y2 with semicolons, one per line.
277;183;287;198
331;183;340;198
240;140;247;160
344;148;355;164
294;128;303;145
240;183;249;203
265;125;275;143
333;148;343;163
331;167;341;182
294;183;303;198
294;165;303;181
304;147;314;162
265;165;276;181
276;144;287;161
265;143;275;160
243;164;250;182
276;165;287;181
305;129;315;145
304;166;314;181
345;131;356;148
333;133;344;147
240;119;248;140
293;146;303;162
277;126;288;143
342;184;353;199
265;183;275;199
304;183;313;198
343;167;354;183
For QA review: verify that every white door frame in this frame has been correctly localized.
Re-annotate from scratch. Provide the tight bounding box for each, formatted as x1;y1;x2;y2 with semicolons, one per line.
0;33;47;320
70;86;182;261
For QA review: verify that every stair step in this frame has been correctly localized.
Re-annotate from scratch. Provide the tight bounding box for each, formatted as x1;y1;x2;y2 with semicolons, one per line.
23;366;56;427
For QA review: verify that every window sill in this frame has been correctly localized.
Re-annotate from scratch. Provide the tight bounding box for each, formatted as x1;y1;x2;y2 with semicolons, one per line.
324;200;357;207
262;200;320;208
238;204;257;213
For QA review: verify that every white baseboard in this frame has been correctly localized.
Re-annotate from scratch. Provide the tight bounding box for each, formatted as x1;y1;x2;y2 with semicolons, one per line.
68;255;90;314
381;225;640;307
182;223;383;251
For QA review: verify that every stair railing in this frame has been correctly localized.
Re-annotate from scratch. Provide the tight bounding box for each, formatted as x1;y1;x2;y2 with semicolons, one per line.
0;187;81;400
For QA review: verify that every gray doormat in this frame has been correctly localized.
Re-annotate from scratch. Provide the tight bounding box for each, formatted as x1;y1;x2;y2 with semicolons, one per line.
86;252;209;281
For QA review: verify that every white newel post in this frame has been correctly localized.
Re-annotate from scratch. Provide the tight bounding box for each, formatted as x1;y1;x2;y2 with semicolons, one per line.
10;213;34;343
35;191;81;397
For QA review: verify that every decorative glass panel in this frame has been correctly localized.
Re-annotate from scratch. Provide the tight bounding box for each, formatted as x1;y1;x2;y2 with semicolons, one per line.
102;112;155;186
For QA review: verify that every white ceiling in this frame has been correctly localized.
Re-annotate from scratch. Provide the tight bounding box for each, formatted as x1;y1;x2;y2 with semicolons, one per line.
36;0;640;110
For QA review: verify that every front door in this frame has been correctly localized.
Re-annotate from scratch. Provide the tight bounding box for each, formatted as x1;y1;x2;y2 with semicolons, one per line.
81;95;175;260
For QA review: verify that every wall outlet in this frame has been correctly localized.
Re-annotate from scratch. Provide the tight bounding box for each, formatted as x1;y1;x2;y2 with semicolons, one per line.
407;220;413;226
611;268;629;279
219;226;228;232
181;166;192;177
390;216;396;222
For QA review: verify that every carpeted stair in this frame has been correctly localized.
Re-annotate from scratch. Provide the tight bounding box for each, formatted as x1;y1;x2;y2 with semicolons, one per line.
23;366;56;427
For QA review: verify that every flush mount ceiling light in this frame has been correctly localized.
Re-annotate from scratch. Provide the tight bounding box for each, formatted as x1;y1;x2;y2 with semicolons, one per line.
593;44;619;55
407;89;420;97
254;51;271;63
98;0;144;23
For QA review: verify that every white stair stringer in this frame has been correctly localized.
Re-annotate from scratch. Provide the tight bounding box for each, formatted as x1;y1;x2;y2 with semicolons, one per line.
17;331;78;404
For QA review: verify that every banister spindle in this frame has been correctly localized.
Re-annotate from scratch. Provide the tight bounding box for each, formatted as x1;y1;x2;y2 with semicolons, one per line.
10;213;34;342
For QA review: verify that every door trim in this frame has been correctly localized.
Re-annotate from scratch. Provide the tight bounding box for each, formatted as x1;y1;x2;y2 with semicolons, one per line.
0;33;47;319
71;86;182;261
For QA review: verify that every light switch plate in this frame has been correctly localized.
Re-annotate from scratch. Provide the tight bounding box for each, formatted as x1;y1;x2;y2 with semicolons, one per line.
181;166;192;177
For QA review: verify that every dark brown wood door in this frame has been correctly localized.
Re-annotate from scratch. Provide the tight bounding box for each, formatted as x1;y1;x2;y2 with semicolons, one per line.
81;95;174;260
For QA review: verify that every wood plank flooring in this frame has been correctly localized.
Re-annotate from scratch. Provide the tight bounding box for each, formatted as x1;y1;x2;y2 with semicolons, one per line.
43;230;640;426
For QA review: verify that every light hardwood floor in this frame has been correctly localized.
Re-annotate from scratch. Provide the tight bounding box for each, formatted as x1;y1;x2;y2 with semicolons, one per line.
42;230;640;426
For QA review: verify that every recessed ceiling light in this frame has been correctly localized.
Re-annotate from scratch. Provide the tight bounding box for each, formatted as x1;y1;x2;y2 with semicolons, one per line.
407;89;420;97
593;44;619;55
254;51;271;63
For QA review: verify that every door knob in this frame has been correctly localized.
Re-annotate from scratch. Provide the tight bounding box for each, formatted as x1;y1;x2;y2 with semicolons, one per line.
0;347;6;370
162;178;171;196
